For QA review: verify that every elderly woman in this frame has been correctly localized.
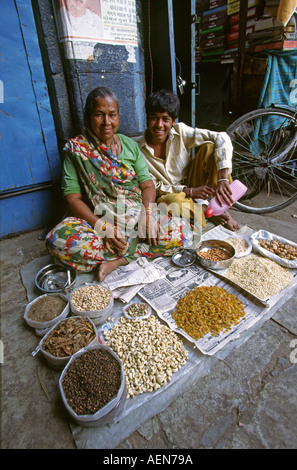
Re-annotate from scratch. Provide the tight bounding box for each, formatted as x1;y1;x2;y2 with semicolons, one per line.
46;87;194;281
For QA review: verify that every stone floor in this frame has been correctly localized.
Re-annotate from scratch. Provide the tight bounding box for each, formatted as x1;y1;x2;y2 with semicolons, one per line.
1;201;297;449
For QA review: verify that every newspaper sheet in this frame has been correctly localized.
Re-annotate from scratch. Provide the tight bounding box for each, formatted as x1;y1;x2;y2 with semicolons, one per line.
103;257;166;303
138;225;297;356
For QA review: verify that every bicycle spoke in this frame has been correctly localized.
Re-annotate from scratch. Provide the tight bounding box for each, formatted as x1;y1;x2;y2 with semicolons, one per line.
227;107;297;213
267;168;293;199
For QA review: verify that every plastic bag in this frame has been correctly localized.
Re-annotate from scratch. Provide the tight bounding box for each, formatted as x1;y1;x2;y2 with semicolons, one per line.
24;293;69;336
251;230;297;269
39;316;99;370
59;344;126;427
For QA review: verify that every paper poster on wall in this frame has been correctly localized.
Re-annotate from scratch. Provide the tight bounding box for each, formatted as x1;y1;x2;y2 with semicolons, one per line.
52;0;138;59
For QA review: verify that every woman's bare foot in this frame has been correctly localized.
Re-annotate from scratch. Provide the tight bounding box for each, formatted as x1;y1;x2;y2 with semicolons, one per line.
97;257;129;282
211;211;240;232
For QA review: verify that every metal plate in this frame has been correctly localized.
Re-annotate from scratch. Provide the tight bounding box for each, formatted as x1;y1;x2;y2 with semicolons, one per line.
172;250;197;267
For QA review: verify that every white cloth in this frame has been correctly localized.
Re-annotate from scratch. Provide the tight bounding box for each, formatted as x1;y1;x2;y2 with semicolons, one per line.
57;6;104;41
136;122;233;193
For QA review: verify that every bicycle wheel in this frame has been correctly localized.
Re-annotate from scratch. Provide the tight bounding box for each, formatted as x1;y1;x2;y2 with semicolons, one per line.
226;106;297;214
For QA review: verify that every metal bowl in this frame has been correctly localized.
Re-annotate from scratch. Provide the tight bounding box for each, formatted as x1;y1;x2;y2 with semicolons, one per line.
35;264;76;293
196;239;235;270
172;250;197;267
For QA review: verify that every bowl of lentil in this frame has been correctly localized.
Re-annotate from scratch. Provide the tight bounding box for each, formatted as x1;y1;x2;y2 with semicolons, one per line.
39;316;99;369
24;293;69;336
123;301;152;320
59;344;126;427
196;239;235;270
70;284;113;325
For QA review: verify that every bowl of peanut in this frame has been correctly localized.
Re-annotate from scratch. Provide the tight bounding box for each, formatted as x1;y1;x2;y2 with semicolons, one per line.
196;239;235;270
70;284;113;325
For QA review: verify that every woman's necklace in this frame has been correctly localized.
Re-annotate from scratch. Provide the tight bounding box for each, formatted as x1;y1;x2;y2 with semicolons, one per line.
106;136;119;156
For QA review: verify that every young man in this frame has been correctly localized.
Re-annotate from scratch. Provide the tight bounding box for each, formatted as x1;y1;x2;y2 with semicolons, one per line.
136;89;240;231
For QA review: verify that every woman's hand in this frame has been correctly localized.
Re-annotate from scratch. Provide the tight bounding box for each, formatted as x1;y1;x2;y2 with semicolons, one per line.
138;211;160;246
102;223;128;255
94;220;127;255
138;179;160;245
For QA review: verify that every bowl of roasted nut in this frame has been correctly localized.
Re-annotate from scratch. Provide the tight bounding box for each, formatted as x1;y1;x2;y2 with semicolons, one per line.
196;239;235;270
70;284;113;325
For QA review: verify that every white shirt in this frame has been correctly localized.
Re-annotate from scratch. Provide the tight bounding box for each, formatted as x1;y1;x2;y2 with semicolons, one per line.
136;122;233;193
57;6;104;41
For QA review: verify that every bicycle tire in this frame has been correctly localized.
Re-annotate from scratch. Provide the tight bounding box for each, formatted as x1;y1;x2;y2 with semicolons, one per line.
226;106;297;214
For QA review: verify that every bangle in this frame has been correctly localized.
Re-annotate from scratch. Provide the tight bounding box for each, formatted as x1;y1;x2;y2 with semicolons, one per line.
145;206;153;214
101;221;107;231
189;188;193;198
217;178;229;183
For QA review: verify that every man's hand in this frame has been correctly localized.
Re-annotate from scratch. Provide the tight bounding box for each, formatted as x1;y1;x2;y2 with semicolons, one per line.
215;180;234;207
185;185;215;200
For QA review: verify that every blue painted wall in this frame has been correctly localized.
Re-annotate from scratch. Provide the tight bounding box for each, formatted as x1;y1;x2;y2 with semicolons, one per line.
0;0;61;238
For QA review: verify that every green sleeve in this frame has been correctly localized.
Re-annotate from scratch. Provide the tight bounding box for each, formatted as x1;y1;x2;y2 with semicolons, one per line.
118;134;152;183
61;135;151;197
61;153;82;196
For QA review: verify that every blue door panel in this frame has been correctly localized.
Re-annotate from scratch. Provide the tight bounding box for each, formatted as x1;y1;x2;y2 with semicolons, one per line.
1;189;54;236
0;1;61;237
16;0;61;180
0;1;60;193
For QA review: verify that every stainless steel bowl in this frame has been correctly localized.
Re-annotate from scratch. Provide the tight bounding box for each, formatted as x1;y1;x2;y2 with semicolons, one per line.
35;264;76;293
196;239;235;270
172;250;197;267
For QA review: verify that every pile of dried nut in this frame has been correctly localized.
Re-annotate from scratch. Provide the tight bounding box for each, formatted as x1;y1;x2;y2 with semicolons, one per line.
71;285;111;311
197;247;230;261
125;302;149;318
258;239;297;260
103;316;188;398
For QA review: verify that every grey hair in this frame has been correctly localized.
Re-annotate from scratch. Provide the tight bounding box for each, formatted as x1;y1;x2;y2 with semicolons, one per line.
83;87;120;129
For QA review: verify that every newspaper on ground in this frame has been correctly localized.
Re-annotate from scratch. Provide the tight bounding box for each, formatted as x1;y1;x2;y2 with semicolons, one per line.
103;257;166;303
138;225;297;355
109;284;143;304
